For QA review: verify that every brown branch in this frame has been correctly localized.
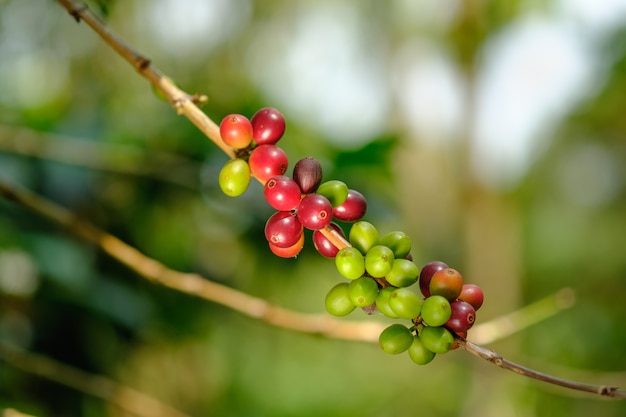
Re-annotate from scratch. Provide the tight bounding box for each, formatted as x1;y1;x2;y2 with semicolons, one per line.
0;343;192;417
456;338;626;399
46;0;626;399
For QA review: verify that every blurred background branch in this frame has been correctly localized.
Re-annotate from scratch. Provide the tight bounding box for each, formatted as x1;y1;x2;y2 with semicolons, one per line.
0;342;192;417
0;125;201;190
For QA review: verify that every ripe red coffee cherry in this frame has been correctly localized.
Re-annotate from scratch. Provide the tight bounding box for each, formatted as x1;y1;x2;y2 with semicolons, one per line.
312;222;346;258
458;284;484;311
248;145;289;183
269;232;304;258
297;193;333;230
219;114;253;149
251;107;286;145
445;300;476;333
264;211;303;248
292;157;323;194
419;261;448;298
429;268;464;301
333;189;367;222
264;175;302;211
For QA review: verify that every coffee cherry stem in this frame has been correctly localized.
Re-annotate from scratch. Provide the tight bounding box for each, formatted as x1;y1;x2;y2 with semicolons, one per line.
319;224;351;250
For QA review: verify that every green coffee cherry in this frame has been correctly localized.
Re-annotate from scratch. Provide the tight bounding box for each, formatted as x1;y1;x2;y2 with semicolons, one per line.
335;247;365;280
389;288;422;319
419;326;454;354
365;245;395;278
325;282;356;317
349;221;379;255
375;287;399;318
380;231;412;259
408;335;436;365
218;158;251;197
347;276;379;307
379;324;414;355
384;258;419;287
316;180;349;207
420;295;452;327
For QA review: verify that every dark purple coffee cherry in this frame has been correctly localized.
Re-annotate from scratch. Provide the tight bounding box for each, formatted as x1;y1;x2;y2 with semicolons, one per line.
292;157;323;194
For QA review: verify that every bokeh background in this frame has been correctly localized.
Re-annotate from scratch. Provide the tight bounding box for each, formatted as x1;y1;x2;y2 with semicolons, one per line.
1;0;626;416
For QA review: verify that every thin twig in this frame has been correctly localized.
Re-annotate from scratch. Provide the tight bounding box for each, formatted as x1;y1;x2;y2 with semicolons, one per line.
46;0;626;399
456;338;626;398
0;343;192;417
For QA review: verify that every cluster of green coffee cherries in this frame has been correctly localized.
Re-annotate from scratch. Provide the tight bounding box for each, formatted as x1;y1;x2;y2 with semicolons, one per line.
326;222;484;365
216;108;484;365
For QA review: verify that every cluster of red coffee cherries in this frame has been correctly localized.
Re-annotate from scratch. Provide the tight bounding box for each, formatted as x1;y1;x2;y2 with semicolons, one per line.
217;108;485;365
218;108;367;257
217;108;288;197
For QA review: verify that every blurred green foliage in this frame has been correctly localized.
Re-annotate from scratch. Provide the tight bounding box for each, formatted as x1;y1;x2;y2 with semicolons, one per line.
0;1;625;416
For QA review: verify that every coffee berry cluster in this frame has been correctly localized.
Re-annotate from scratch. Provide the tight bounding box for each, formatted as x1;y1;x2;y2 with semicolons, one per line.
218;108;367;257
217;108;485;365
